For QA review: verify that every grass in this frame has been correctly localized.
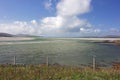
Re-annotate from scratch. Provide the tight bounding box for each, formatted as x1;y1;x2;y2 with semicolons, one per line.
0;64;120;80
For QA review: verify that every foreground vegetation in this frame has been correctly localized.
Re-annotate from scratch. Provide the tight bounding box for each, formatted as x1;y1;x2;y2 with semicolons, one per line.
0;64;120;80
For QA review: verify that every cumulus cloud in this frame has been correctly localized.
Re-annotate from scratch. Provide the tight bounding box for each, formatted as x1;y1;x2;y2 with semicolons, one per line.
0;0;100;37
0;20;37;35
40;0;93;36
57;0;91;16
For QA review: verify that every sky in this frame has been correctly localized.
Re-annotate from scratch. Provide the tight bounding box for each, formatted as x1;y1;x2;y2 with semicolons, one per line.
0;0;120;37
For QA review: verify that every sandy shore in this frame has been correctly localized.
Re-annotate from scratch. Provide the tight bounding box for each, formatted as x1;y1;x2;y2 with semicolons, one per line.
1;37;120;41
59;38;120;41
0;37;34;41
0;37;120;45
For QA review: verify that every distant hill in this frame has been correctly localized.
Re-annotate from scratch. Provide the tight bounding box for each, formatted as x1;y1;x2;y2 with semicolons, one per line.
15;34;34;37
0;33;41;37
0;33;14;37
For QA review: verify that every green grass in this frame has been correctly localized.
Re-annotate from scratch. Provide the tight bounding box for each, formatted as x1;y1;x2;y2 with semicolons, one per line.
0;64;120;80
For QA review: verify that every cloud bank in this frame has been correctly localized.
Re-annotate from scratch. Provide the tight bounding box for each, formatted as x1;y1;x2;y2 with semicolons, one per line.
0;0;102;37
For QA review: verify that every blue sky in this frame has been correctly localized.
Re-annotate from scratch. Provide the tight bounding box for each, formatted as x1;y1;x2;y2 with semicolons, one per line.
0;0;120;37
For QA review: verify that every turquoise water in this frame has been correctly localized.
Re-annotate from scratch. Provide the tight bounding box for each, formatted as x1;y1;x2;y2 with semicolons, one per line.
0;39;120;67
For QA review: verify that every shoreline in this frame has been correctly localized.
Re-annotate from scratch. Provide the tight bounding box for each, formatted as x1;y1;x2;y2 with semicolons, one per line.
57;38;120;41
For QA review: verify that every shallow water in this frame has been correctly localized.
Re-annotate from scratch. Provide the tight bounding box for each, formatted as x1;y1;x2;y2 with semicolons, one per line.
0;39;120;67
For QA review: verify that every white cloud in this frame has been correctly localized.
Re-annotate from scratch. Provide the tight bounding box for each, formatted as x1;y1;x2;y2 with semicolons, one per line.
41;16;63;29
40;0;93;36
0;21;36;35
0;0;98;37
80;27;101;33
57;0;91;16
31;20;37;25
